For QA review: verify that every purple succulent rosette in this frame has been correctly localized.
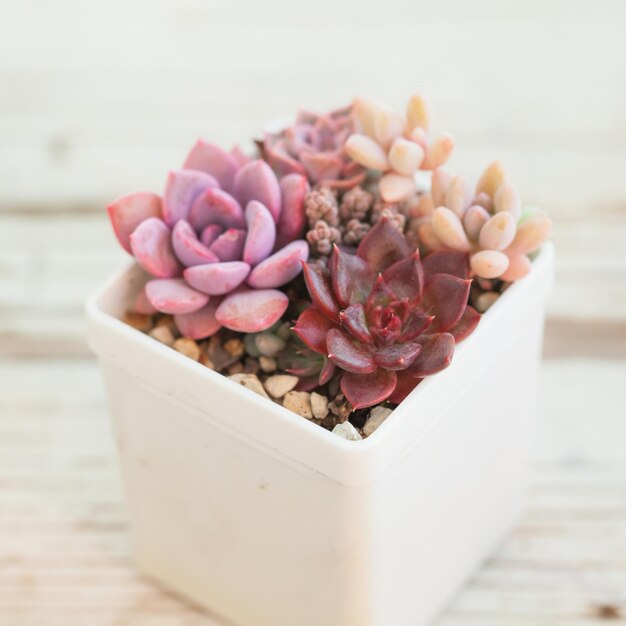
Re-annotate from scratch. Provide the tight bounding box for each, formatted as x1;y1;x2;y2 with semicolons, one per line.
107;141;310;338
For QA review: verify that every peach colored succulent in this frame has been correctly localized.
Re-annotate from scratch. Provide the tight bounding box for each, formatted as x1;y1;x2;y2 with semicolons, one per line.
107;141;310;338
345;94;454;203
414;162;552;281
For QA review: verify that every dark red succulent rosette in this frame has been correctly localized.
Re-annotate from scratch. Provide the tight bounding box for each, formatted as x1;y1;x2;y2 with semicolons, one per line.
293;218;480;409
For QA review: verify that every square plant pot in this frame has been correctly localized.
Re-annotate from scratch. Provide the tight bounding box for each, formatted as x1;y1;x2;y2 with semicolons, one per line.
87;243;554;626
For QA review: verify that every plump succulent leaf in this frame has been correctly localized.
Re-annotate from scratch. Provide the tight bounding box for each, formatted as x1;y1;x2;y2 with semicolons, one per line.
339;303;373;344
243;201;277;267
234;160;282;223
247;240;309;288
374;342;422;370
357;217;411;272
215;289;288;333
163;170;219;226
183;140;239;193
331;245;375;308
209;228;247;262
388;371;422;404
172;220;220;267
145;278;209;315
174;299;222;339
421;273;471;333
107;192;162;253
188;188;245;232
129;218;182;278
326;328;377;374
422;250;470;280
302;263;340;321
341;368;398;410
184;261;251;296
276;174;308;249
381;253;424;302
405;333;455;377
293;307;339;354
449;305;480;342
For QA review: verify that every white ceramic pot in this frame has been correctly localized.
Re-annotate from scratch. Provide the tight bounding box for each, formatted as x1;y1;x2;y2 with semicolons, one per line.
87;244;554;626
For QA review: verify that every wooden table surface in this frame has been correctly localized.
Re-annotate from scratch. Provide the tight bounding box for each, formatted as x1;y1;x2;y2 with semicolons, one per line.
2;1;626;623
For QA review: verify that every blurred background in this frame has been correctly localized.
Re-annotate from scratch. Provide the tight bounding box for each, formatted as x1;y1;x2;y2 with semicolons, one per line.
1;1;625;624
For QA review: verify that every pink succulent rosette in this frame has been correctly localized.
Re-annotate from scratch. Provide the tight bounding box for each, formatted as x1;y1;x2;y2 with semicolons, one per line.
293;218;480;409
107;141;310;338
262;106;366;190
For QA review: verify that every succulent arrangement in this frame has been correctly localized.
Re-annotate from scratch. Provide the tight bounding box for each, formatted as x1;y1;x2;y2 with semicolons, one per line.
108;94;552;439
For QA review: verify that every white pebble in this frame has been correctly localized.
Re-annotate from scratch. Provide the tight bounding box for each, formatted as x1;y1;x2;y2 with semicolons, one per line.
310;392;329;419
264;374;299;399
332;422;362;441
283;391;313;419
228;373;269;398
363;407;393;437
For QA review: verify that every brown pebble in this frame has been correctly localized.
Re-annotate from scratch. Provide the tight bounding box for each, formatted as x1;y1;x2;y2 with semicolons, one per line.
243;357;261;375
227;362;244;375
173;337;201;361
224;338;245;359
124;311;152;332
228;373;269;398
264;375;299;399
283;391;313;418
199;351;216;370
259;356;277;373
148;325;175;346
155;315;178;334
310;392;329;419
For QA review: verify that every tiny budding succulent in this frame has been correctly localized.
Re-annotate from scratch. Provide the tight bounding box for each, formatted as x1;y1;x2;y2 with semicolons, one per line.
107;141;310;338
414;162;553;281
293;218;480;409
345;94;454;203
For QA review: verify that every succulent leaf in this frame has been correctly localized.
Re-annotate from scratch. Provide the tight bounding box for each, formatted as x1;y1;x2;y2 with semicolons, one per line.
357;217;411;273
276;174;308;249
145;278;209;315
234;160;282;223
243;201;277;267
470;250;510;279
184;261;251;295
449;305;480;342
174;299;222;339
341;368;398;409
129;217;182;278
405;333;455;377
339;303;373;343
293;307;340;354
215;289;289;333
107;192;162;253
421;273;471;333
422;250;470;280
381;254;424;301
331;245;375;307
172;220;220;267
374;342;422;370
188;188;245;232
327;328;377;374
302;263;340;321
183;140;239;193
163;170;219;226
388;371;422;404
209;228;247;262
247;240;309;288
